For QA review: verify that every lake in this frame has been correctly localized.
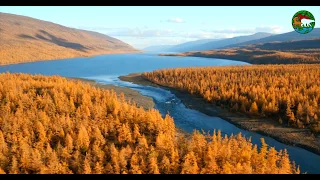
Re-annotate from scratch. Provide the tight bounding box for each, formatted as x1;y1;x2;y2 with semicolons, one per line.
0;53;319;174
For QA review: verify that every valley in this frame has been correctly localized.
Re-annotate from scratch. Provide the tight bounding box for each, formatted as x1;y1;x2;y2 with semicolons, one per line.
0;7;320;174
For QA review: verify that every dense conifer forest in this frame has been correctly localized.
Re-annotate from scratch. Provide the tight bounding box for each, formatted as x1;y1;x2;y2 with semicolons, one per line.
143;64;320;134
0;73;299;174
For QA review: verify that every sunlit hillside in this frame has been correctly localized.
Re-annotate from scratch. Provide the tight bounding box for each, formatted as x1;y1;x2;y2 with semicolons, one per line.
0;13;139;65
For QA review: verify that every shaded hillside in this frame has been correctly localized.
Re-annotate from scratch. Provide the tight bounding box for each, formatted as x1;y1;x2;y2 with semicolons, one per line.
172;32;273;52
142;45;174;52
161;38;320;64
250;38;320;50
143;39;220;53
0;13;139;65
0;73;299;174
224;28;320;48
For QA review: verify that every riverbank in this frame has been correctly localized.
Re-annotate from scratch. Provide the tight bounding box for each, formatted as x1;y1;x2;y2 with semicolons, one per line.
68;77;188;137
119;73;320;156
67;77;154;110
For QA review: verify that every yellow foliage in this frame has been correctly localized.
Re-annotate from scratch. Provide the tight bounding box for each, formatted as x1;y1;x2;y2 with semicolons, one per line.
143;64;320;133
0;73;299;174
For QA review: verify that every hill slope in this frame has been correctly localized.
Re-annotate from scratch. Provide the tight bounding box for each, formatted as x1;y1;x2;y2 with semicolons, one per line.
161;38;320;64
142;45;174;52
167;39;219;52
171;32;273;52
0;12;139;65
224;28;320;48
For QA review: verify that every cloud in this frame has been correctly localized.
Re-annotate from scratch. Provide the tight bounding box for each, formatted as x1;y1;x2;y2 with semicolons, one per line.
255;25;283;33
185;32;238;39
201;21;209;25
78;26;176;37
167;18;185;23
78;25;285;49
107;28;176;37
186;32;216;39
209;29;254;34
180;25;285;40
204;25;284;34
80;24;284;40
116;36;191;49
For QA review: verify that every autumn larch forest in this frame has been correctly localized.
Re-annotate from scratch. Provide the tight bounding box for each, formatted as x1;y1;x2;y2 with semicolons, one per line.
142;64;320;134
0;73;299;174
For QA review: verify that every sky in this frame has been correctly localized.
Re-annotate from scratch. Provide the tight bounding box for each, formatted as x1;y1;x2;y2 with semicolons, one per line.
1;6;319;49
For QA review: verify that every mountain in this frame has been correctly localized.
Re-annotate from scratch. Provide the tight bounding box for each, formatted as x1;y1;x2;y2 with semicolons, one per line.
189;32;273;52
224;28;320;48
161;38;320;64
0;12;139;65
167;39;220;52
247;38;320;51
143;39;220;53
142;45;174;52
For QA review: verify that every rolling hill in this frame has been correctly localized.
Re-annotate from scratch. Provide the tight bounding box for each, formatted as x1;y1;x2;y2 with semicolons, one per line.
148;32;272;53
165;32;273;53
161;38;320;64
192;32;273;51
148;29;320;53
142;45;174;52
224;28;320;48
0;12;139;65
166;38;219;52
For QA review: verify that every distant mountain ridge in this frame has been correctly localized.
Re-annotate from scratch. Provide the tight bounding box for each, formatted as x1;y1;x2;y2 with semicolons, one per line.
142;39;220;53
161;38;320;64
224;28;320;48
0;12;139;65
167;39;220;52
142;45;175;52
147;32;273;53
192;32;273;51
152;28;320;53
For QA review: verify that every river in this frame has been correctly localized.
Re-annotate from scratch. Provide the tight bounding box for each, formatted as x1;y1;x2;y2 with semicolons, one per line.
0;53;319;174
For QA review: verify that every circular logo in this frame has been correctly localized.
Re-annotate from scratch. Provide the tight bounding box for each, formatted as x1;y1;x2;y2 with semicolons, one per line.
292;10;315;34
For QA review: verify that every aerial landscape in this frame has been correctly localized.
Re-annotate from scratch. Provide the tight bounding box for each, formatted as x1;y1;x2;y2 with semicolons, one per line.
0;6;319;174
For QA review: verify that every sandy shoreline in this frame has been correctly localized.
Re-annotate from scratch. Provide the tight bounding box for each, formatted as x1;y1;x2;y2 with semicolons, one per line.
119;73;320;156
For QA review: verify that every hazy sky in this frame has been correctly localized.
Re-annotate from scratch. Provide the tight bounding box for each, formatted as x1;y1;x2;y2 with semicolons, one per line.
1;6;319;49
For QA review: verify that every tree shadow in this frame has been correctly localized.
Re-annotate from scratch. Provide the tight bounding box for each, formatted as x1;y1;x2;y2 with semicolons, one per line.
18;34;37;40
34;29;89;52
